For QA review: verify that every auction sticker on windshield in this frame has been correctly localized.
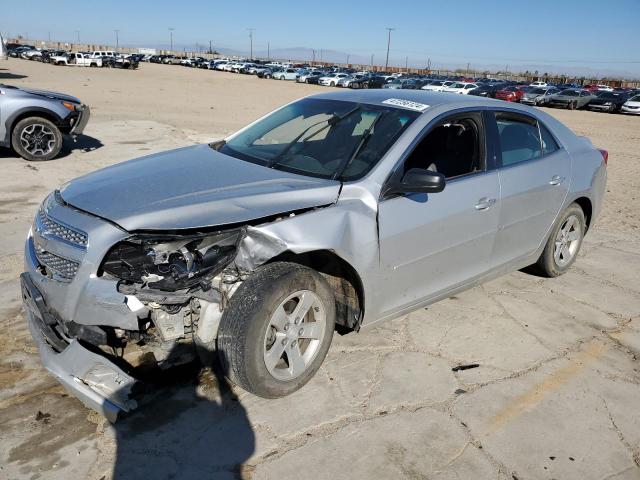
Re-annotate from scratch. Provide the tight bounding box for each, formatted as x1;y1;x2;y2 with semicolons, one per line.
381;98;430;112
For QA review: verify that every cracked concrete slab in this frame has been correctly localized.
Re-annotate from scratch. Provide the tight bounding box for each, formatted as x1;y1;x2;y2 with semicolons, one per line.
453;340;640;480
251;409;504;480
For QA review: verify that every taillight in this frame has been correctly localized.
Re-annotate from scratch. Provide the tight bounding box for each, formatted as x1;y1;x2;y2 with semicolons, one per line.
598;149;608;165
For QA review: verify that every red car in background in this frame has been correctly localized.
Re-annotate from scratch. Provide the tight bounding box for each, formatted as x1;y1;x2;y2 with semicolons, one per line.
582;84;600;92
495;85;530;102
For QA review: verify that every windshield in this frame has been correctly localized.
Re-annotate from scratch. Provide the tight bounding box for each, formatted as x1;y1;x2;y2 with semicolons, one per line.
218;98;418;181
560;90;579;96
531;88;546;94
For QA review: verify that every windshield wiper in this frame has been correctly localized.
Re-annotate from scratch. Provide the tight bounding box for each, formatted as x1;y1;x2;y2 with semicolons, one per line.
268;106;361;168
332;112;382;180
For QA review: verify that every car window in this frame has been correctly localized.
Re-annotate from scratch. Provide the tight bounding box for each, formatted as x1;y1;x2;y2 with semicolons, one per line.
539;123;559;155
495;113;542;166
403;113;485;179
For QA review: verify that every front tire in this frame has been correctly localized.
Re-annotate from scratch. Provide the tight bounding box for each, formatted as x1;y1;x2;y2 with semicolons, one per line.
11;117;63;161
217;262;336;398
531;203;585;277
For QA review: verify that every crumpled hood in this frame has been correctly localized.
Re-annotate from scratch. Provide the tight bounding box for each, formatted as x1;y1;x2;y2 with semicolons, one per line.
18;86;81;104
60;145;341;231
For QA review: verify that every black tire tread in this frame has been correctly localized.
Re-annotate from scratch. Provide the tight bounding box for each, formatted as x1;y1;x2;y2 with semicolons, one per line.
532;203;585;278
217;262;335;398
11;116;63;161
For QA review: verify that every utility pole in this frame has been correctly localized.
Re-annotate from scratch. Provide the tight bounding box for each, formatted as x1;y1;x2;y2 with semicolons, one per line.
405;56;408;71
209;40;212;54
267;42;270;61
247;28;255;59
385;27;395;71
320;49;323;63
427;57;431;71
168;28;175;52
370;53;374;70
346;54;350;65
466;62;470;76
312;49;316;64
114;29;119;50
74;30;80;43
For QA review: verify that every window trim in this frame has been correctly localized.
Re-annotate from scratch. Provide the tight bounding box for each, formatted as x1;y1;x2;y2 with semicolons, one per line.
380;108;490;200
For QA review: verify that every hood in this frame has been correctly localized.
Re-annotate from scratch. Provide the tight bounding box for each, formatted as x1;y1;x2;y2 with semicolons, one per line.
20;87;81;104
60;145;341;231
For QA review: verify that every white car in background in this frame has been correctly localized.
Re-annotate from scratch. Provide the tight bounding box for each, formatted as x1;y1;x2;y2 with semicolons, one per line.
421;80;455;92
318;73;349;86
22;49;43;60
621;94;640;115
442;82;479;94
51;52;102;67
596;84;614;92
530;81;548;87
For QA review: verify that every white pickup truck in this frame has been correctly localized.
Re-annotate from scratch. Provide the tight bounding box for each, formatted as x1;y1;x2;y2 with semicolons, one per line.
51;52;102;67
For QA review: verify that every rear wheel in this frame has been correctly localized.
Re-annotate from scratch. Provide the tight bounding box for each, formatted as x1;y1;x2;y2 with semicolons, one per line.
217;262;336;398
531;203;585;277
11;117;63;161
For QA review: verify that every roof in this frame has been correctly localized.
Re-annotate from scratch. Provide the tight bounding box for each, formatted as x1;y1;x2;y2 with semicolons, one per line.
308;89;508;113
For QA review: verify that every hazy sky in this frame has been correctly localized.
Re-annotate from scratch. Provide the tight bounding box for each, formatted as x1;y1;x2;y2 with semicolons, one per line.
2;0;639;76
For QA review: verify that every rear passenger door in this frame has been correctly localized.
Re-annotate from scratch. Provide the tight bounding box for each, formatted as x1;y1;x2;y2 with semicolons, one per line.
490;111;571;267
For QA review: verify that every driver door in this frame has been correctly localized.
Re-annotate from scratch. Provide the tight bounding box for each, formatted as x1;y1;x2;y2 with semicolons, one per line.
377;111;501;317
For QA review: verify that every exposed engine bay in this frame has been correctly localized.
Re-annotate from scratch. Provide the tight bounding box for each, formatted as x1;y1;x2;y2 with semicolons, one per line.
92;228;253;373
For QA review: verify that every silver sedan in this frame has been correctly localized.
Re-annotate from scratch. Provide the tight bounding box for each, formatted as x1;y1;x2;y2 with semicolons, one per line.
22;91;607;420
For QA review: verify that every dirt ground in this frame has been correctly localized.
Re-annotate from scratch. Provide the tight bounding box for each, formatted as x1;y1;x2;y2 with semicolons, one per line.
0;59;639;480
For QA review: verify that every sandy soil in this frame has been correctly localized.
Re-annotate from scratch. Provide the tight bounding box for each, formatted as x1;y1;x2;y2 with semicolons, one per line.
0;59;639;480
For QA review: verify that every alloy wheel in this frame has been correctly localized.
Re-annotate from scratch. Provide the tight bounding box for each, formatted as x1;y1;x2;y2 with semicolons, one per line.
263;290;327;381
553;214;582;267
19;124;56;157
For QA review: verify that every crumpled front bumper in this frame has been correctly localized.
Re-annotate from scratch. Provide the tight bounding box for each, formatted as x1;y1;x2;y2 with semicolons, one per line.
21;272;137;423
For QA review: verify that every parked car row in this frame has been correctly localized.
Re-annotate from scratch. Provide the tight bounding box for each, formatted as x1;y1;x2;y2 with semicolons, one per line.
7;45;141;69
148;55;640;114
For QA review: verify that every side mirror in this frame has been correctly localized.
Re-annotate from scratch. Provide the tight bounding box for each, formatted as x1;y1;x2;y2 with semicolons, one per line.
386;168;446;195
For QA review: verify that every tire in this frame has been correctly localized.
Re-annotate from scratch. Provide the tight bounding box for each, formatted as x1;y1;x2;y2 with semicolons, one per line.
609;104;617;113
531;203;586;277
11;117;63;161
330;81;336;87
280;75;285;80
217;262;336;398
569;101;577;110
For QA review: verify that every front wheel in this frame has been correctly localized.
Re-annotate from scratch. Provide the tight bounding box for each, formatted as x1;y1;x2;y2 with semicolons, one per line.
11;117;63;161
531;203;585;277
217;262;336;398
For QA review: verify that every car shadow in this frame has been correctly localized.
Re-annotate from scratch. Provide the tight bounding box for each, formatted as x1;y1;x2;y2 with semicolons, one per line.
111;347;256;480
54;134;104;159
0;72;28;79
0;134;104;161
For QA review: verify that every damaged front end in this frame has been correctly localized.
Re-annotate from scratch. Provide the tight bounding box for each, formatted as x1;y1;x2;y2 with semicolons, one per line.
99;228;247;361
23;201;259;421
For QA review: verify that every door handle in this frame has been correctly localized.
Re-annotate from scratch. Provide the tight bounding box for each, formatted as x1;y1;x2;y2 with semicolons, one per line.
549;175;564;186
475;197;496;210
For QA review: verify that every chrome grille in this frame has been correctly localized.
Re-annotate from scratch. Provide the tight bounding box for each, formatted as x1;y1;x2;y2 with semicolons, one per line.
37;208;88;248
34;249;79;280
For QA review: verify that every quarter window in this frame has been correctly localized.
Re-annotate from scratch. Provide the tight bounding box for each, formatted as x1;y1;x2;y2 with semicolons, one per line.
539;123;559;155
495;113;542;166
